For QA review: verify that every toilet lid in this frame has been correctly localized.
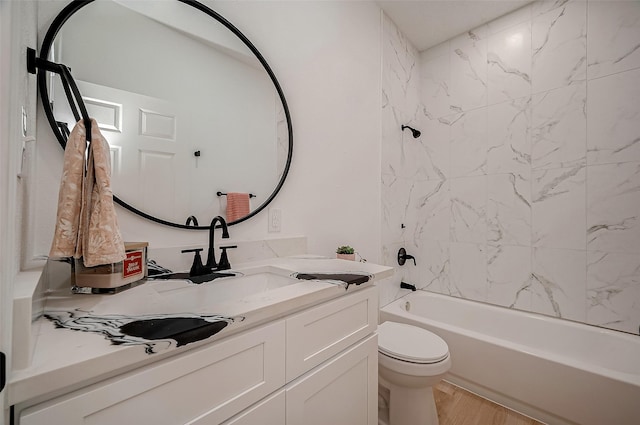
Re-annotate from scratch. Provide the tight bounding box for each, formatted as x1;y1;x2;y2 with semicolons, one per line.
378;321;449;364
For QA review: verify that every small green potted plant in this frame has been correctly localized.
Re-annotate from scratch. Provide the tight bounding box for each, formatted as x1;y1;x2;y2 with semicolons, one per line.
336;245;355;261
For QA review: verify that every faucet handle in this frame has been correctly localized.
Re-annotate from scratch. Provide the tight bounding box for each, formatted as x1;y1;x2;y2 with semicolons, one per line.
217;245;237;271
181;248;208;277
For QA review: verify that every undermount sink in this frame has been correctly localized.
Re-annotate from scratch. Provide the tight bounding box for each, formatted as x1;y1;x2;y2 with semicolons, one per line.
151;271;237;284
157;271;301;307
221;271;300;294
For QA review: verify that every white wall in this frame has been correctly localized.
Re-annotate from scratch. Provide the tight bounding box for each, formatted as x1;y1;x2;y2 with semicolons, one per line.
1;1;38;422
32;1;383;264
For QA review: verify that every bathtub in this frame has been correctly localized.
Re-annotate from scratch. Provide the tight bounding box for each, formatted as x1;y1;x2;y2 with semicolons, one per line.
380;291;640;425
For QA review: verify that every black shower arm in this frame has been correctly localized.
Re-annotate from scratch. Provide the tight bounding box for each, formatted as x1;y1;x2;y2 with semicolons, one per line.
401;124;421;138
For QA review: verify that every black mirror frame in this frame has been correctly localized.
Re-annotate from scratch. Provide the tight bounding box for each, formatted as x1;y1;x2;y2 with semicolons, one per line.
37;0;293;230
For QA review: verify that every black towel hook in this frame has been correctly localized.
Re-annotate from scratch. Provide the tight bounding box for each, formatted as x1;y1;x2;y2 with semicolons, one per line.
27;47;91;142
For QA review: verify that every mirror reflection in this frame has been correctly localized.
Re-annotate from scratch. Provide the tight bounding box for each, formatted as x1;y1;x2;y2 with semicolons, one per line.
46;0;291;227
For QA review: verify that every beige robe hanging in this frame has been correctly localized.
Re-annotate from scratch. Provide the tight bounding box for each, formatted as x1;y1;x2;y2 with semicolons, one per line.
49;119;126;267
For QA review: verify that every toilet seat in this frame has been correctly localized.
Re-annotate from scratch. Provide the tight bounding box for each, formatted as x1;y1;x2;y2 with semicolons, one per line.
378;321;449;364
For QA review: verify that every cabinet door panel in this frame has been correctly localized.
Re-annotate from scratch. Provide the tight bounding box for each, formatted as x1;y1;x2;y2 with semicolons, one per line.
286;334;378;425
20;321;285;425
286;286;377;381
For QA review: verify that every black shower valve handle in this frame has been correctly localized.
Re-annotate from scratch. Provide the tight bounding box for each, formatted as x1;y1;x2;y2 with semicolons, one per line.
397;247;416;266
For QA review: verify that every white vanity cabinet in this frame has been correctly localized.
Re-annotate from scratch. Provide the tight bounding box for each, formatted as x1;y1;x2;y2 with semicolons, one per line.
18;286;378;425
285;334;377;425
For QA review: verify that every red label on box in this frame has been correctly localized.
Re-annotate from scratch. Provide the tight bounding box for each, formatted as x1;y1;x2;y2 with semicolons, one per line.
123;250;144;278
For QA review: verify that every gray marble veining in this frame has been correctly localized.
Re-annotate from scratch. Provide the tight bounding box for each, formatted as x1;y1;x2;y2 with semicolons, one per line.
587;68;640;165
487;244;532;310
450;30;488;113
531;247;586;322
488;22;532;104
487;96;531;175
587;250;640;333
488;173;531;246
587;161;640;253
532;165;586;250
587;1;640;80
450;176;487;244
531;82;587;170
450;108;488;177
532;0;586;93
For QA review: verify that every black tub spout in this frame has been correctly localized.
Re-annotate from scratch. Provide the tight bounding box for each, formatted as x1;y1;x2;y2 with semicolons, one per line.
400;282;417;291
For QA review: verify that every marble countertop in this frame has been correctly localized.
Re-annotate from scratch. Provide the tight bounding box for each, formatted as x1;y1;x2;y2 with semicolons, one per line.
9;257;393;406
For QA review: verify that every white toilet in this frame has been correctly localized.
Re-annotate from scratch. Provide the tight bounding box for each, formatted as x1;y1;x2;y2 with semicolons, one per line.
377;321;451;425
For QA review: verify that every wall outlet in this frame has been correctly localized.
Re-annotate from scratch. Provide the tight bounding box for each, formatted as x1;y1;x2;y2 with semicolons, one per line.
268;208;281;233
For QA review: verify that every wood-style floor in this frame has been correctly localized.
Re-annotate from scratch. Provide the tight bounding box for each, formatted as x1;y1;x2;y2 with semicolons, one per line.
433;381;545;425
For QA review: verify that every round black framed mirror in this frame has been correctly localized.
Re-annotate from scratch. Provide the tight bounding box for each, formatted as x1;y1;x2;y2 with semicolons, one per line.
37;0;293;229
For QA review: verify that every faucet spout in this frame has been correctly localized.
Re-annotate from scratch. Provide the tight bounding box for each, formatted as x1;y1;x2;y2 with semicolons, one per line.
205;215;230;271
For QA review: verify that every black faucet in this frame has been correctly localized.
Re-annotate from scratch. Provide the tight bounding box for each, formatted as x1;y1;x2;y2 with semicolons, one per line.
205;215;230;272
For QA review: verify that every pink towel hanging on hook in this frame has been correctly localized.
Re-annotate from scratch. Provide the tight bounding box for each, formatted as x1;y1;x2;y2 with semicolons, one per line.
226;192;250;222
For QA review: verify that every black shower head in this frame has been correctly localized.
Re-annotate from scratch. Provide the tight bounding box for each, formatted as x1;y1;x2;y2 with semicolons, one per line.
401;125;421;138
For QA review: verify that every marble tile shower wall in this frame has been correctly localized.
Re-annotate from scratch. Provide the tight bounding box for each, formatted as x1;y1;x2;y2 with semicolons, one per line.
381;1;640;334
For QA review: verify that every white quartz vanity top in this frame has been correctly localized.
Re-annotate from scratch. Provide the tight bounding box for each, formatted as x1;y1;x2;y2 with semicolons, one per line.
9;257;392;406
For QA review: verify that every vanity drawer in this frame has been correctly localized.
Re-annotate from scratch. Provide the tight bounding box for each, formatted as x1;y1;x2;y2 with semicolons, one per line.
20;320;286;425
285;285;377;381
